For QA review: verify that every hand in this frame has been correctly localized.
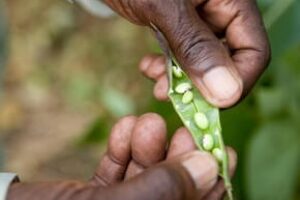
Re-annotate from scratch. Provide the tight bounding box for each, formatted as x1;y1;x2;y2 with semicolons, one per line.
7;113;237;200
104;0;270;108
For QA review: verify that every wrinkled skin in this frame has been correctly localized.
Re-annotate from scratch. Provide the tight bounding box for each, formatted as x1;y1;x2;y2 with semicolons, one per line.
105;0;270;108
8;113;237;200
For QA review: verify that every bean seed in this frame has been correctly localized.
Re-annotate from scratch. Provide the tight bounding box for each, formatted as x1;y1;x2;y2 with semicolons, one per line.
194;112;209;129
202;134;214;151
182;90;194;104
175;82;192;94
172;66;183;78
212;148;223;162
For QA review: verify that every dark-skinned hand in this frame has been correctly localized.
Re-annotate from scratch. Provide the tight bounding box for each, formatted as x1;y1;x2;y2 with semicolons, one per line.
7;113;237;200
104;0;270;107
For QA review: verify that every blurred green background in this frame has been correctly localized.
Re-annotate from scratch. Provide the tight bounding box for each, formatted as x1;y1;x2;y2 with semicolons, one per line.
0;0;300;199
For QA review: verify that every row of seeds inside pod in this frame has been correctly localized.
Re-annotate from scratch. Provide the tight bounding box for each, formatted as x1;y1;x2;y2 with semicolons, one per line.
172;66;223;162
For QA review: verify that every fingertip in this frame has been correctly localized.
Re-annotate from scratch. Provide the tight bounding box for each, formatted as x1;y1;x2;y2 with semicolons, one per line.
146;56;166;80
153;75;169;101
139;54;158;73
132;113;167;166
202;148;237;200
190;67;243;108
181;151;218;191
167;127;196;159
226;147;238;177
108;115;138;164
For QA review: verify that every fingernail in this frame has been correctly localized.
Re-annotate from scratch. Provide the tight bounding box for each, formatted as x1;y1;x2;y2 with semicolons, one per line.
182;152;218;190
202;67;241;101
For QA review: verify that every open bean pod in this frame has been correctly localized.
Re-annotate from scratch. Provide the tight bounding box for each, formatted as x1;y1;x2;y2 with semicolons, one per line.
168;64;233;200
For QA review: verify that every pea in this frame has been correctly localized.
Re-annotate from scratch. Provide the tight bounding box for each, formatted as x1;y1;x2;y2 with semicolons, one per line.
175;82;192;94
212;148;223;162
172;66;183;78
194;112;209;130
202;134;214;151
182;90;194;104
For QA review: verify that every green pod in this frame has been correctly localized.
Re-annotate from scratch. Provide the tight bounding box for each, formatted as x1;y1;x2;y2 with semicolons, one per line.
151;24;232;199
167;63;233;200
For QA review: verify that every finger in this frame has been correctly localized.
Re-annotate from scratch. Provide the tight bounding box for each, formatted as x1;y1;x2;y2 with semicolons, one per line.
153;75;169;101
148;1;243;108
140;55;166;80
139;54;161;75
131;113;168;167
125;113;167;180
203;147;238;200
100;151;219;200
90;116;137;186
195;0;271;98
167;127;197;159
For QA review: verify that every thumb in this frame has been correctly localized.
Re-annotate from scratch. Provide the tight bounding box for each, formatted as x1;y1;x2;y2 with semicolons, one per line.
150;1;243;108
100;151;219;200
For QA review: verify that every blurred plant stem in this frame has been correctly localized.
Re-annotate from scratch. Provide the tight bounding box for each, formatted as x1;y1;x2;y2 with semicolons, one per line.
264;0;295;29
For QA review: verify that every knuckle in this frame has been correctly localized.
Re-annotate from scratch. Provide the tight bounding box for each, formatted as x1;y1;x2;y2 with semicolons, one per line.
175;29;221;71
134;0;186;23
133;0;157;16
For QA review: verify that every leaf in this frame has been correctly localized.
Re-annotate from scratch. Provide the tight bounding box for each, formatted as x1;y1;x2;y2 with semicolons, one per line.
266;0;300;60
79;116;111;145
98;87;135;118
246;121;300;200
256;87;287;118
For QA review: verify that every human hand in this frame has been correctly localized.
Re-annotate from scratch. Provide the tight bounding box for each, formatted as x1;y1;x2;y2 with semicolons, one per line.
7;113;236;200
104;0;270;108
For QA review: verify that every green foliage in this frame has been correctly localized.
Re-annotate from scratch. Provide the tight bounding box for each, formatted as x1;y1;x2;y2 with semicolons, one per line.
247;121;300;200
79;116;111;145
97;87;135;118
242;1;300;199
